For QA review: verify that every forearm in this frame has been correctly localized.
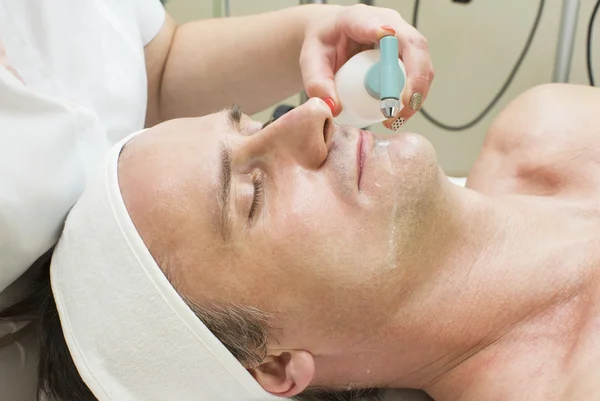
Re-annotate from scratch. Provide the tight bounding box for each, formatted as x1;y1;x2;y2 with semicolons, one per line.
154;5;325;123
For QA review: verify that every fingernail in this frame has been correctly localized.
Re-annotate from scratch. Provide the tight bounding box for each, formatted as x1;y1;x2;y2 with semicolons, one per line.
391;118;406;131
409;93;423;111
381;25;396;34
323;97;336;113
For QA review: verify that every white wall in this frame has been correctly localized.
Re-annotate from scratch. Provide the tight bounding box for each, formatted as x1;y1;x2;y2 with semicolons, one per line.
165;0;599;176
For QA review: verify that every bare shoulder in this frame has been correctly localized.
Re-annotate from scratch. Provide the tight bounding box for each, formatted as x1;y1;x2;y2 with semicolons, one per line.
467;84;600;197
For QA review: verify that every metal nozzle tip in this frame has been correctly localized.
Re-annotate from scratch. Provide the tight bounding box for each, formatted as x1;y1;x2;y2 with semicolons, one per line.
380;98;400;119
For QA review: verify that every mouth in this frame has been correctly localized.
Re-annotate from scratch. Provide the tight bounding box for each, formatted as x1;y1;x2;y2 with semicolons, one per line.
357;130;370;190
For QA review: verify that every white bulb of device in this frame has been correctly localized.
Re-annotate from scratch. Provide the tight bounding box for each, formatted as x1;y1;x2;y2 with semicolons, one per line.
333;49;407;128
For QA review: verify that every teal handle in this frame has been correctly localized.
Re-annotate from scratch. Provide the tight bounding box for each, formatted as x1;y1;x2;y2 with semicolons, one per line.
379;36;401;100
364;36;405;100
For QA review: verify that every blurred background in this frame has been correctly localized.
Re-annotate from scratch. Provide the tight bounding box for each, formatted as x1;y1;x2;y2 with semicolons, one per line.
162;0;597;176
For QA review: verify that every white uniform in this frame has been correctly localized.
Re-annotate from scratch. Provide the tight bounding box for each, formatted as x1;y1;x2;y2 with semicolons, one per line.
0;1;165;399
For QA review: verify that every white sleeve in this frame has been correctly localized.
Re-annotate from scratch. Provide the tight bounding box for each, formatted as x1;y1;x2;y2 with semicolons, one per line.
130;0;167;46
0;68;93;293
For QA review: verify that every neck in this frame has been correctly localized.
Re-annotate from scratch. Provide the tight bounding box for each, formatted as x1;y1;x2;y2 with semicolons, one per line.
342;181;599;398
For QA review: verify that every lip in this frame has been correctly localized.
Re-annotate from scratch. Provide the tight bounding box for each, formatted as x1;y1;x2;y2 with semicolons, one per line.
357;130;370;189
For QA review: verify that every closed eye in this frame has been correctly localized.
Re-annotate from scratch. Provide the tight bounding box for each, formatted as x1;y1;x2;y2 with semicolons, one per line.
242;119;271;222
249;170;265;221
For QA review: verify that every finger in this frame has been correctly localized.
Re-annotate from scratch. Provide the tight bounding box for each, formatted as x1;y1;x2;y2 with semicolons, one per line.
397;28;433;118
299;37;341;116
335;19;396;48
384;47;434;131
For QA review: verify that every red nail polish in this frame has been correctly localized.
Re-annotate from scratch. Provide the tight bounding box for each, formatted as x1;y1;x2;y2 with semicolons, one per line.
323;97;336;113
381;25;396;34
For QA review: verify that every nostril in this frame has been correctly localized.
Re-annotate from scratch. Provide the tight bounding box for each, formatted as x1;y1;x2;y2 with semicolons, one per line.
322;117;332;144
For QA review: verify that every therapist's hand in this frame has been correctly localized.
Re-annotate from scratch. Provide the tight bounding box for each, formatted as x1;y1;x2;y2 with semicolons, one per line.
300;4;434;130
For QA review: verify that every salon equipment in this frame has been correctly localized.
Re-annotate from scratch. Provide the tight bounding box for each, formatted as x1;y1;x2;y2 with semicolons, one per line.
555;0;580;83
333;36;406;128
586;0;599;85
378;36;403;119
212;0;231;18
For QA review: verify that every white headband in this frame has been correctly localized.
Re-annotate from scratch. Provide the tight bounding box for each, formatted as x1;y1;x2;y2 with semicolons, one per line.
50;131;282;401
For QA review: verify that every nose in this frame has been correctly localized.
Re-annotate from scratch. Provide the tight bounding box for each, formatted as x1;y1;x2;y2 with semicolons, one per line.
243;97;334;169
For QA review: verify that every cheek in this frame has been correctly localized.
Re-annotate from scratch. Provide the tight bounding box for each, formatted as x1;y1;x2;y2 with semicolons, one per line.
267;179;394;283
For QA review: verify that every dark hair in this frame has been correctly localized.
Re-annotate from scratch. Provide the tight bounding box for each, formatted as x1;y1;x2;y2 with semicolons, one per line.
0;250;96;400
0;251;381;401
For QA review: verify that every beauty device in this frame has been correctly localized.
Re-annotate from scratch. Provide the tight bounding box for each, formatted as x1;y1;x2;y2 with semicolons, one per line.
334;36;406;128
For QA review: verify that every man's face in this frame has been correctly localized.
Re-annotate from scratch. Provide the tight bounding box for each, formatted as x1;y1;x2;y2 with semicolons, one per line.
119;98;442;355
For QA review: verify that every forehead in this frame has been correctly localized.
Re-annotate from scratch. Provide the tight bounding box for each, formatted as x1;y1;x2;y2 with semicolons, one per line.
118;113;236;274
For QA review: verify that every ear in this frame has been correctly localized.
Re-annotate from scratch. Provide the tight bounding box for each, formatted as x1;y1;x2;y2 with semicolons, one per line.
249;350;315;397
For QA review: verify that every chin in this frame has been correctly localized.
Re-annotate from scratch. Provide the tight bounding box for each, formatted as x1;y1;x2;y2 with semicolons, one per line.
361;131;439;199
